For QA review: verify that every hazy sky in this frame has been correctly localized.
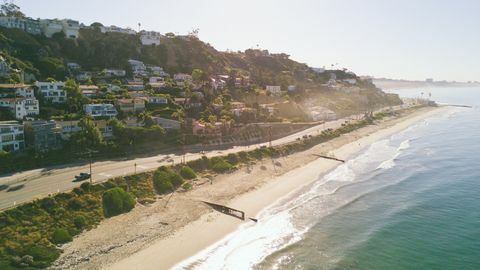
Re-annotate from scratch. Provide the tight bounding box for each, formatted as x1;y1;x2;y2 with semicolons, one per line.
15;0;480;81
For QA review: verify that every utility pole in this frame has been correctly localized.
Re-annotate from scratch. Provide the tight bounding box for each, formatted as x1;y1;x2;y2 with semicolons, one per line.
268;126;272;147
89;151;93;183
134;163;137;174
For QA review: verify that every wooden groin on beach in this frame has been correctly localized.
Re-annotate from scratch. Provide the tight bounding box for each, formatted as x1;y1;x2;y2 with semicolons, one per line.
202;201;245;220
312;154;345;163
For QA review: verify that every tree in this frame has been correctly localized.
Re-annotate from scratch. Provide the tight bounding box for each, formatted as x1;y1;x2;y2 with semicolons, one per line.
0;0;25;18
64;79;87;113
191;68;207;82
70;117;104;150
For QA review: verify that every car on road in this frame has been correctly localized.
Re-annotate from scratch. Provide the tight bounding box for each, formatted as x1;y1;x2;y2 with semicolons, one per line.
74;173;91;182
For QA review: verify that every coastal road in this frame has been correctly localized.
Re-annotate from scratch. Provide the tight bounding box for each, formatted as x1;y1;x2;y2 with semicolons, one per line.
0;106;407;210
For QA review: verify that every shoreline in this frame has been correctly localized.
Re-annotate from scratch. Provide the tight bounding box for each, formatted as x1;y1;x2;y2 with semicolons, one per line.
52;106;446;270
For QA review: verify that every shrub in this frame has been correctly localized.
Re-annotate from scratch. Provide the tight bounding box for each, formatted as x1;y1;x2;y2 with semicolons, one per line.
80;182;91;192
52;228;72;244
169;172;184;187
212;160;234;173
226;153;239;165
27;245;60;264
154;178;173;194
182;182;192;190
102;187;136;217
73;215;87;229
179;166;196;179
153;167;184;191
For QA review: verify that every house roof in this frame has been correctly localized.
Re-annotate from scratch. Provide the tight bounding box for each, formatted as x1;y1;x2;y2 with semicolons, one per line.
0;84;31;89
79;85;99;90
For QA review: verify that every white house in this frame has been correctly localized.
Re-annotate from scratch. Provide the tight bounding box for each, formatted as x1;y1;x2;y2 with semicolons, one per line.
0;121;25;152
104;69;126;77
148;76;165;89
140;31;161;45
128;59;147;76
100;25;136;35
39;19;63;37
84;104;118;118
147;96;168;104
265;85;281;96
0;16;41;35
35;81;67;103
174;73;192;87
343;78;357;85
147;66;168;76
61;19;80;38
0;98;39;120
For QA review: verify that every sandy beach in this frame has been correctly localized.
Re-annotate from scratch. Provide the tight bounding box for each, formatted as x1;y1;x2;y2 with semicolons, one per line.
50;106;446;270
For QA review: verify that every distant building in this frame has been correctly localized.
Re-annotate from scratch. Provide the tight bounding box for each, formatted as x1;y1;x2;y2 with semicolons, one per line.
84;104;118;118
147;96;168;104
56;119;113;140
265;85;281;96
39;19;63;37
0;121;24;152
147;66;168;76
100;25;136;35
115;98;146;113
0;16;41;35
343;78;357;85
67;62;81;70
24;120;62;152
0;84;39;119
152;116;181;130
103;69;126;77
174;73;192;87
140;31;161;45
61;19;80;38
148;76;165;89
426;78;434;83
79;85;99;98
128;59;147;76
35;81;67;103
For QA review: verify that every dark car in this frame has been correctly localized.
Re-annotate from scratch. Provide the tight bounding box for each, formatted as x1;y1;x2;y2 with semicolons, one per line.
74;173;91;182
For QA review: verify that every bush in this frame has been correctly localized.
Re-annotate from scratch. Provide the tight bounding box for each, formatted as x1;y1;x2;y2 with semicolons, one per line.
226;153;239;165
212;160;234;173
102;187;136;217
179;166;196;179
52;228;72;244
153;178;173;194
73;215;87;229
153;167;184;192
182;182;192;190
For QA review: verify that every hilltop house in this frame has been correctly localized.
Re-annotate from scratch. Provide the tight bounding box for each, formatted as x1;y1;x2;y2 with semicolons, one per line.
84;104;118;118
152;116;181;130
140;31;161;45
0;16;41;35
147;96;168;105
56;119;114;140
100;25;136;35
0;121;25;152
35;81;67;103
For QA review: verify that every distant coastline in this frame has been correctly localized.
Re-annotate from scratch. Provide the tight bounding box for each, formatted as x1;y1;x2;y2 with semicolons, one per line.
373;78;480;90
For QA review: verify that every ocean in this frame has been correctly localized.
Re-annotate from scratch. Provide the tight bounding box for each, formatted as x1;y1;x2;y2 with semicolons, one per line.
174;87;480;270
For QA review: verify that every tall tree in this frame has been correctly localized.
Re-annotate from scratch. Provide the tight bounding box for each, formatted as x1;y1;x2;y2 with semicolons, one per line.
0;0;25;18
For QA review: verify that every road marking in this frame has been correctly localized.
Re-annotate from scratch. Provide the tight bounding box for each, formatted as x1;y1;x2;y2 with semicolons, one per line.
137;165;148;169
99;173;113;177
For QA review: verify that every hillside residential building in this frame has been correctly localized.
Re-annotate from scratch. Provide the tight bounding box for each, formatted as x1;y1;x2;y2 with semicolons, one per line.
56;120;113;140
61;19;80;38
0;121;24;152
128;59;147;76
67;62;81;70
148;76;165;89
79;85;99;97
104;69;126;77
265;85;281;96
35;81;67;103
39;19;63;37
0;84;39;119
152;117;181;130
174;73;192;87
140;31;161;45
147;96;168;104
100;25;136;35
24;120;62;152
147;66;168;76
115;98;146;113
343;78;357;85
0;16;41;35
84;104;118;118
